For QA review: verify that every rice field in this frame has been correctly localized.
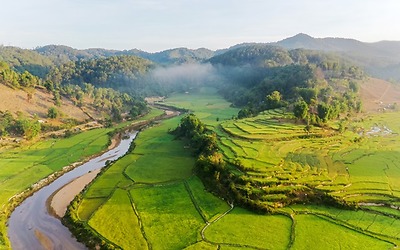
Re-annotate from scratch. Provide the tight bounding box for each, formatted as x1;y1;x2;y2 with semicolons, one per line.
73;88;400;249
291;214;394;250
0;128;113;248
88;188;147;249
203;207;292;250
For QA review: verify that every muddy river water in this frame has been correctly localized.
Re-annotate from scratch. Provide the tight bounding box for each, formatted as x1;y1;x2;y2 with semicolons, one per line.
8;132;137;250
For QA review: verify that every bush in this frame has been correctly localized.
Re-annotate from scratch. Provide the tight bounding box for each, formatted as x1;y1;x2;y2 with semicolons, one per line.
47;107;59;119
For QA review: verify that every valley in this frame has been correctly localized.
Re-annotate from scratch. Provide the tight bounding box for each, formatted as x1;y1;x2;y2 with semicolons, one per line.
61;86;399;249
0;34;400;249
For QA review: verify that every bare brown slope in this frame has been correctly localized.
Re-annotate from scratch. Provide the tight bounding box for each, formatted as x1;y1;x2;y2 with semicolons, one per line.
0;84;101;121
360;77;400;113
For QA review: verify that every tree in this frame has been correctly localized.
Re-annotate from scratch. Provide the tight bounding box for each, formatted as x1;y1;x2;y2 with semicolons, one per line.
265;90;283;109
53;90;61;106
129;106;140;118
14;118;41;139
47;107;59;119
26;87;35;103
174;113;205;138
44;80;54;92
304;124;312;135
293;100;308;120
349;81;359;93
238;108;253;119
317;103;331;122
111;105;122;122
0;111;13;137
296;88;317;104
83;83;95;98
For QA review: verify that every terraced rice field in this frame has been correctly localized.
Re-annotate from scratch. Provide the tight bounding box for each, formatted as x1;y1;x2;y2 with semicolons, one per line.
74;88;400;249
218;110;400;207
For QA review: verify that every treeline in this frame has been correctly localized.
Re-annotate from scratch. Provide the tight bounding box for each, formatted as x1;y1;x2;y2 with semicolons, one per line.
0;111;40;139
0;61;41;89
46;55;154;92
0;60;149;140
172;114;356;213
210;45;364;122
171;113;218;155
0;46;53;78
49;82;148;122
171;114;274;212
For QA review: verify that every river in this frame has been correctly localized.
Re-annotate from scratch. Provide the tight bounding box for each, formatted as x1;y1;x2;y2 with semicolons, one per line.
8;131;138;250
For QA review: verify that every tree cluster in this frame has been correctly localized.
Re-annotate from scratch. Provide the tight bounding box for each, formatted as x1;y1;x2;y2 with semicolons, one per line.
46;55;154;91
210;45;364;121
0;111;41;140
0;62;41;89
171;114;218;155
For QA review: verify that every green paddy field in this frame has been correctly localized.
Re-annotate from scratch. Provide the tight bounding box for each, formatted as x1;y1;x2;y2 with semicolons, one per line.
72;87;400;249
2;87;399;249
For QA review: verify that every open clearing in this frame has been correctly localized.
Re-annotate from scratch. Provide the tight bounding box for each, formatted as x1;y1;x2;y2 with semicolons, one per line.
0;83;101;121
360;77;400;113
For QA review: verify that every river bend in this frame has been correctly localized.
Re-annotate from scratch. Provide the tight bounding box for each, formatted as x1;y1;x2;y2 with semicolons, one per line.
8;132;137;250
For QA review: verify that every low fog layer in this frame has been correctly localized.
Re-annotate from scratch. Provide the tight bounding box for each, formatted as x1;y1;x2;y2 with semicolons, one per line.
149;63;223;91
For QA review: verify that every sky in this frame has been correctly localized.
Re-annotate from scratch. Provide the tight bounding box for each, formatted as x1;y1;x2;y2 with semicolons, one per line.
1;0;400;52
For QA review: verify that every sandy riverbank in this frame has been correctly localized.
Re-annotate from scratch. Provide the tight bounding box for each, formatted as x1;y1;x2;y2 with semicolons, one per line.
48;169;101;218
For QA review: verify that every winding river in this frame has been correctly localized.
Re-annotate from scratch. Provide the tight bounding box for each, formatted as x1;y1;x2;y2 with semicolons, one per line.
8;131;138;250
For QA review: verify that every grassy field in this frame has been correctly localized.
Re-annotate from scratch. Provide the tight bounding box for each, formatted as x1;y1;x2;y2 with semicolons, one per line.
130;183;204;250
163;87;239;127
204;207;292;249
73;87;400;249
74;88;240;249
88;188;147;249
124;117;195;183
0;107;165;249
165;88;400;248
0;128;113;248
291;214;394;250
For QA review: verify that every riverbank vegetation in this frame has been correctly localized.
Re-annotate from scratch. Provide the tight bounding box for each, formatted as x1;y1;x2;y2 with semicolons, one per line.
0;128;112;248
0;106;164;249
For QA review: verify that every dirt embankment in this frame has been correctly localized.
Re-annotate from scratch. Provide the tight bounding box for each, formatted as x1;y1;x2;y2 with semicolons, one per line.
360;77;400;112
48;169;101;218
0;84;99;120
48;107;182;219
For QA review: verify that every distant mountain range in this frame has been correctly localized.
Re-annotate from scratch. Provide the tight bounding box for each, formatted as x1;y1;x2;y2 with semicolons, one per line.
1;33;400;80
273;33;400;80
34;45;215;65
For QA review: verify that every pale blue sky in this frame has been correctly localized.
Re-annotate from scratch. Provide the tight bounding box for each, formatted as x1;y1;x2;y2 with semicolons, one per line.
1;0;399;52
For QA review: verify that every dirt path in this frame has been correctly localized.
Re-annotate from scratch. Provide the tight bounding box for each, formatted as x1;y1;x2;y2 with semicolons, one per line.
378;82;391;102
200;204;234;240
360;78;400;112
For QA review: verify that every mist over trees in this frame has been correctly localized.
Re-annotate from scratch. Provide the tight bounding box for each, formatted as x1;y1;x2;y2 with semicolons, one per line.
0;38;370;139
207;45;364;123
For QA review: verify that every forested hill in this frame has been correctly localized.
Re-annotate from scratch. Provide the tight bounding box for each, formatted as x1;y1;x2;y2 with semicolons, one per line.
208;44;364;71
273;33;400;81
0;45;215;79
3;33;400;81
46;55;154;90
209;45;293;67
0;59;149;141
0;46;53;78
208;44;364;122
35;45;214;66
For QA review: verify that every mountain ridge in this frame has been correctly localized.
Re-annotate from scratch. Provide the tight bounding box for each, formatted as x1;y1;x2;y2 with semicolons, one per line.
2;34;400;80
